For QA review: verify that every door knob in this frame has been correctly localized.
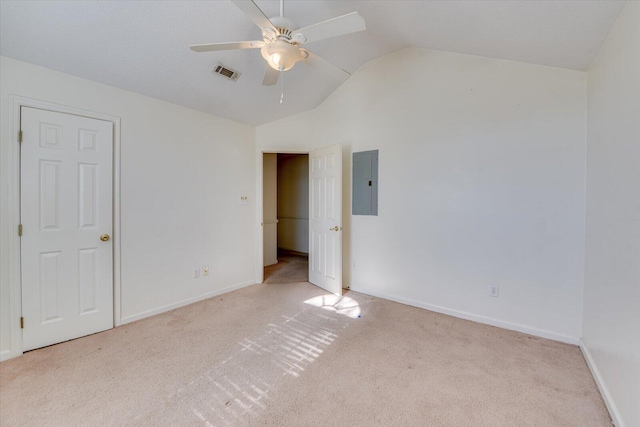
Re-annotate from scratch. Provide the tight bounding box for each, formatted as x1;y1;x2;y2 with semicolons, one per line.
329;226;340;231
100;234;110;242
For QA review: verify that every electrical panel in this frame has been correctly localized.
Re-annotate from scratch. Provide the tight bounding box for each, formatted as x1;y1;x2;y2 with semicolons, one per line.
352;150;378;215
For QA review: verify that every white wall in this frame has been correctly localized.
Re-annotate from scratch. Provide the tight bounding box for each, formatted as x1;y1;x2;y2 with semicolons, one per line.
263;153;278;266
277;154;309;253
582;3;640;427
0;56;256;359
257;48;587;342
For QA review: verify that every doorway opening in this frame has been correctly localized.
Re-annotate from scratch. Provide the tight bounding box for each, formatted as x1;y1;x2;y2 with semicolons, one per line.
263;153;309;283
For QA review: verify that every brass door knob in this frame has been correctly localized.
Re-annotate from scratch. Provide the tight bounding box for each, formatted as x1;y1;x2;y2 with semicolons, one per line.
100;234;110;242
329;226;340;231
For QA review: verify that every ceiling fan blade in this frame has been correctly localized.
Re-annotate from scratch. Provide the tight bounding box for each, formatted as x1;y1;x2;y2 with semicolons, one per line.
301;50;351;82
231;0;277;32
262;66;280;86
190;41;264;52
291;12;366;45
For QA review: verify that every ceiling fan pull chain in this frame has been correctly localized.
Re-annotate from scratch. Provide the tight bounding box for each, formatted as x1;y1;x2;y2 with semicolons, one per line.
280;70;284;104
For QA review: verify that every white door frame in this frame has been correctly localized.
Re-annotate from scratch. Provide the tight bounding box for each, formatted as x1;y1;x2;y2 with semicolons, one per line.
255;149;309;284
6;96;122;360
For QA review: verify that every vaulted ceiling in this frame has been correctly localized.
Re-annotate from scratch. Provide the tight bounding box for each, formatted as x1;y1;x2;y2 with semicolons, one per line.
0;1;625;125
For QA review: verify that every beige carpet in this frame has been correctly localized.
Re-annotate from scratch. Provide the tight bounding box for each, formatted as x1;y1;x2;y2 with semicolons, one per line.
0;264;610;426
263;251;309;284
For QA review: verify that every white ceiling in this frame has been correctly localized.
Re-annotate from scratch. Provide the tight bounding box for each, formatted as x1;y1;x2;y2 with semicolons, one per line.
0;1;625;125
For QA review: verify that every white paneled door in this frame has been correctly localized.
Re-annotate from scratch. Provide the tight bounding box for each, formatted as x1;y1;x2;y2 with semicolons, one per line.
309;145;342;295
20;107;114;351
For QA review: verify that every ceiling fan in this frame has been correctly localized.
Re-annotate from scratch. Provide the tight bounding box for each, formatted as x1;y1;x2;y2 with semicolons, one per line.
190;0;366;87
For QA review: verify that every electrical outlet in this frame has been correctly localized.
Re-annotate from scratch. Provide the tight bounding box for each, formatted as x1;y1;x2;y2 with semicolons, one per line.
239;196;248;205
489;285;499;298
203;266;209;276
194;268;200;279
352;262;356;270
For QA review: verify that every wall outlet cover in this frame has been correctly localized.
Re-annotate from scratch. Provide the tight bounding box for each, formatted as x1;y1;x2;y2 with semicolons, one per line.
489;285;499;297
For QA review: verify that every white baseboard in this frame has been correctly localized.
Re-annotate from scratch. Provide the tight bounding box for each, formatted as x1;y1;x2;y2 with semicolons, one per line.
580;340;622;427
121;280;256;324
0;349;12;362
349;285;580;345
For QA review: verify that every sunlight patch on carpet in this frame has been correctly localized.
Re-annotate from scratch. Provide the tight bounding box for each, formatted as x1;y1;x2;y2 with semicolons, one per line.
158;306;353;425
304;294;361;319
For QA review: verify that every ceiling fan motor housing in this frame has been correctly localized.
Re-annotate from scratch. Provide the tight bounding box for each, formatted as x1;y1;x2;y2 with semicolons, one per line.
270;16;299;39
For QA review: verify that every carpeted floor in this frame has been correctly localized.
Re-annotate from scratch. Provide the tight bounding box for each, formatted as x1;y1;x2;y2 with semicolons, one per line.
0;260;610;426
263;251;309;284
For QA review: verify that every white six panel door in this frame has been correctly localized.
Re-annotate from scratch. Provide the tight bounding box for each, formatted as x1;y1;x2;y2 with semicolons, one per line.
309;145;342;295
21;107;114;351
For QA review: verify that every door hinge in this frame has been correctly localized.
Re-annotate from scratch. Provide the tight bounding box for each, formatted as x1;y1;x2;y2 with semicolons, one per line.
20;317;24;329
18;130;23;143
18;224;23;236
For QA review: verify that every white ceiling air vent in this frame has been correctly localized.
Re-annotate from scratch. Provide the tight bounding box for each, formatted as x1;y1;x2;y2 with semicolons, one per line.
213;64;241;81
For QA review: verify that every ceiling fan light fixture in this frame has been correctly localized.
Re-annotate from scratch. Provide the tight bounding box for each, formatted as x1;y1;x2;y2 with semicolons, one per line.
261;40;301;71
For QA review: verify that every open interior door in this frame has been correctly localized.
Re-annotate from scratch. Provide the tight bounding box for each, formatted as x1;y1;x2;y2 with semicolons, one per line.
309;144;342;295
